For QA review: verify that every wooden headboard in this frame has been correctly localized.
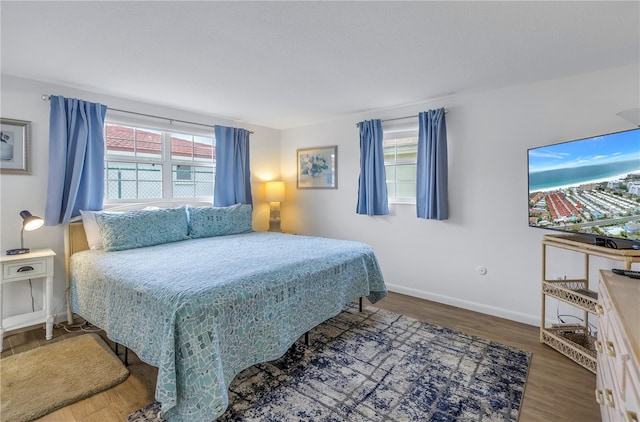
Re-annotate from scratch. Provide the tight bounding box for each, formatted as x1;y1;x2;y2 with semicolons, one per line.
64;221;89;324
67;221;90;255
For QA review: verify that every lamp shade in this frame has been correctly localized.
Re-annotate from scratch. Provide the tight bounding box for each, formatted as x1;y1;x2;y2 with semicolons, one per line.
20;210;44;231
6;210;44;255
265;181;285;202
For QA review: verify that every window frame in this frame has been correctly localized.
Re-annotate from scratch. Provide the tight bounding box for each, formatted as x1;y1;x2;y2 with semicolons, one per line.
103;119;215;204
383;127;418;205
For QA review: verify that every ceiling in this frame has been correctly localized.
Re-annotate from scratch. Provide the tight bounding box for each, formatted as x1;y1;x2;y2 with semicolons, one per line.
2;1;639;130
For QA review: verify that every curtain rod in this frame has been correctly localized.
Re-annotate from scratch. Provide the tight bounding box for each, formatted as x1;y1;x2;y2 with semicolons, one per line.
355;109;448;127
41;95;254;134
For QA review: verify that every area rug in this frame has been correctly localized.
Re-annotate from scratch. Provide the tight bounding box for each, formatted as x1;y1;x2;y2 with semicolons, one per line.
128;304;531;421
1;333;129;422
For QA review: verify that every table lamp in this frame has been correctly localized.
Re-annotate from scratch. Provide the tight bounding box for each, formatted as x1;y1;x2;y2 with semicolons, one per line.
6;210;44;255
265;181;285;232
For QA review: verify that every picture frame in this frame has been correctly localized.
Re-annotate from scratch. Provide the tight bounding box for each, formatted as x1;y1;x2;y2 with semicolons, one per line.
0;118;31;175
297;145;338;189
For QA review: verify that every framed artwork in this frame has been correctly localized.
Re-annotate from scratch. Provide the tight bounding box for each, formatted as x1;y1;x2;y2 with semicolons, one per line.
0;118;31;175
297;145;338;189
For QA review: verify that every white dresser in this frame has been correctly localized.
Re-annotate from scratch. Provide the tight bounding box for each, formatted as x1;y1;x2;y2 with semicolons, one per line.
595;270;639;422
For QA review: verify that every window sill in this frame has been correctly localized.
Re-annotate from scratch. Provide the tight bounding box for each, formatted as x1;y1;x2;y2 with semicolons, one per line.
388;200;416;205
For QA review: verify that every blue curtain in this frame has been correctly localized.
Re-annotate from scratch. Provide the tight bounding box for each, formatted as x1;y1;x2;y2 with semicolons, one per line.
44;96;107;226
356;119;389;216
214;125;253;207
416;108;448;220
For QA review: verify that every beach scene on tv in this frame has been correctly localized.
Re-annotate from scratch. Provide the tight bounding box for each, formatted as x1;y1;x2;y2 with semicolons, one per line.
528;129;640;242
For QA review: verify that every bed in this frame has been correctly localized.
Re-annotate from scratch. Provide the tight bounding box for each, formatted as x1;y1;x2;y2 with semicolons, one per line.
65;203;387;421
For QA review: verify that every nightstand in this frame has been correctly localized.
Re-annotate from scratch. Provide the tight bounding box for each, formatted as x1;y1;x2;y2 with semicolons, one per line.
1;248;55;351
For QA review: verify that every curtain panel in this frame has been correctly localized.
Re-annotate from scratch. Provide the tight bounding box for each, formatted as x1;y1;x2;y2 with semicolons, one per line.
356;119;389;216
416;108;448;220
213;125;253;207
44;95;107;226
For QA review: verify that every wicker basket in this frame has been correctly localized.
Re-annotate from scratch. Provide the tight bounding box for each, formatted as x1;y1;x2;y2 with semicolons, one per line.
541;326;597;373
542;280;598;313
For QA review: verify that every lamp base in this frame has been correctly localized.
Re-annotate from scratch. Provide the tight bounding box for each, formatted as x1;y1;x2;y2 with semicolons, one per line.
268;202;282;232
6;248;30;255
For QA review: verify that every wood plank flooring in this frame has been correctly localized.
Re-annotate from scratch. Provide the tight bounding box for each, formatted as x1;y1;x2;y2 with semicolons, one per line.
1;291;600;421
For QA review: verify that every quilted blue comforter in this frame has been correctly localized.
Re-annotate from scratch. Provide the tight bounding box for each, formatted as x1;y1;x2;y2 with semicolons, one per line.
70;232;386;421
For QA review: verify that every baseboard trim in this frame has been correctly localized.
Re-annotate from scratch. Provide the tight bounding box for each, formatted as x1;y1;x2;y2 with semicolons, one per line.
385;283;539;327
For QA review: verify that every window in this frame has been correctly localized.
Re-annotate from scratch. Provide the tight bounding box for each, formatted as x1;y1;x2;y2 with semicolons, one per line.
383;129;418;203
104;123;215;201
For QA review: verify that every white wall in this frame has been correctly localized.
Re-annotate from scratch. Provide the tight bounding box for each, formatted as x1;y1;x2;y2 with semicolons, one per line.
2;65;637;329
0;74;281;321
280;64;640;326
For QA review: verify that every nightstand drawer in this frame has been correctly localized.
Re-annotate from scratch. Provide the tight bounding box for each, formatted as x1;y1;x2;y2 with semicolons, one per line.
3;258;49;281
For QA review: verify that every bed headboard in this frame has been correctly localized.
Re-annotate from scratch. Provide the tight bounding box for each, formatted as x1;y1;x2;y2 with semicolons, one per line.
67;221;90;255
64;200;213;324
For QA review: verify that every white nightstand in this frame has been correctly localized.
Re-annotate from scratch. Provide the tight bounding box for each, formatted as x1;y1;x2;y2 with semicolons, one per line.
1;248;56;351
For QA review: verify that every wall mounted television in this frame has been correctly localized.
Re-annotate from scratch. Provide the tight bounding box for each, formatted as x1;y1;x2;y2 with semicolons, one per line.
528;127;640;249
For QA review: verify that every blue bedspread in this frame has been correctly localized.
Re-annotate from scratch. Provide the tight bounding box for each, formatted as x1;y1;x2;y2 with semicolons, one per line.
70;232;386;421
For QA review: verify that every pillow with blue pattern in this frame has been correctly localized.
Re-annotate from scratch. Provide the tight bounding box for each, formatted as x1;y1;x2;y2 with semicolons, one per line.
95;206;190;251
188;204;253;239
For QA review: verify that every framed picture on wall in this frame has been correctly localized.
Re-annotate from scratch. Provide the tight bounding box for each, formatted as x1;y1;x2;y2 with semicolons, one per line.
297;145;338;189
0;118;31;175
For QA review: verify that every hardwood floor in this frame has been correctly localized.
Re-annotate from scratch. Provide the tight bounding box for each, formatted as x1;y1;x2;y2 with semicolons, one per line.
1;292;600;421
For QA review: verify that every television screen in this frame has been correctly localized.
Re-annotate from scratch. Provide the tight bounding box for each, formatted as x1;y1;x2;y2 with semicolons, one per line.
528;128;640;247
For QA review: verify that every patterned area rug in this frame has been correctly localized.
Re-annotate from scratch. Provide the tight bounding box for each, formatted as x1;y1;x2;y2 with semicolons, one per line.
128;304;531;421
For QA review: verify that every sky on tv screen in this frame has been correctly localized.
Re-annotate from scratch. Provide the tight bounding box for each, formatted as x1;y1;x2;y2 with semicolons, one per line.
529;129;640;192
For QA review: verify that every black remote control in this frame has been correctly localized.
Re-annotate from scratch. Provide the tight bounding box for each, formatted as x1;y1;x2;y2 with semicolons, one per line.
620;270;640;279
612;268;626;275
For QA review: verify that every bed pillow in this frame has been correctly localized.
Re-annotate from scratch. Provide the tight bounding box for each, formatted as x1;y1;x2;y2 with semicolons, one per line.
95;206;190;251
188;204;253;239
79;210;106;250
80;207;159;250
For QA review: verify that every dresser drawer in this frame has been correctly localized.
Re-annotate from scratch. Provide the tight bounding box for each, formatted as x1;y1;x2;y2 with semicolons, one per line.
596;271;640;422
2;258;50;281
624;358;640;421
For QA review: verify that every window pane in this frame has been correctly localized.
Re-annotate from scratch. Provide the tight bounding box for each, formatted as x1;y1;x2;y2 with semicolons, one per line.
106;125;162;160
397;151;417;162
107;162;135;179
383;142;396;163
135;128;161;143
171;133;193;161
396;181;416;198
106;124;134;140
138;163;162;181
383;134;417;200
116;181;137;199
194;166;213;182
193;136;214;163
385;164;396;180
173;165;193;181
104;124;214;201
386;182;396;198
138;181;162;199
106;138;135;158
136;141;162;160
173;182;194;198
194;182;213;196
396;164;416;181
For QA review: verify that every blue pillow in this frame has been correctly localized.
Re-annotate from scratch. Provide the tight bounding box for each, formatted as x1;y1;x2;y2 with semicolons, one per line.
95;207;189;251
188;204;253;238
